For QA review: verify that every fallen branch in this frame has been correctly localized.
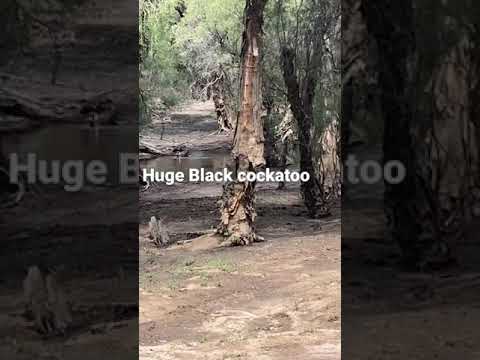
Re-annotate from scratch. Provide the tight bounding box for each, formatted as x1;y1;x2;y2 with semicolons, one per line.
0;88;116;125
139;141;166;155
139;140;189;157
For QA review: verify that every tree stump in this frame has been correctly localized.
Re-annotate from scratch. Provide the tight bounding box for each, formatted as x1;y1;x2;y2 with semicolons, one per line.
23;266;72;335
149;216;170;246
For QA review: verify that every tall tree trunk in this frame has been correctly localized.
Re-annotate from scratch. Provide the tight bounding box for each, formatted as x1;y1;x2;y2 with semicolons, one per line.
262;95;279;167
210;70;233;132
281;47;325;217
277;139;288;190
363;0;451;268
218;0;267;246
472;48;480;187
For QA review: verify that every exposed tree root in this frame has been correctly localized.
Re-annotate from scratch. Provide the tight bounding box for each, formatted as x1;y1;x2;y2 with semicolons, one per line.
218;180;262;246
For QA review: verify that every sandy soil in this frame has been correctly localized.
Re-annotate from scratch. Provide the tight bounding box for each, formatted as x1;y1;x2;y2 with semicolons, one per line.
342;145;480;359
139;101;341;359
342;212;480;359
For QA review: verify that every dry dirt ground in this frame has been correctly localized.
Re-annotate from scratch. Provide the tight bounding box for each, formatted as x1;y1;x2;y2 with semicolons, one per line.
139;102;341;360
342;146;480;359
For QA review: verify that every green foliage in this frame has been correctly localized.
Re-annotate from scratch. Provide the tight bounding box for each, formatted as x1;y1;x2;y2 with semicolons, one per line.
140;0;180;77
265;0;340;151
139;0;340;153
173;0;244;108
175;0;243;53
140;0;188;122
139;0;244;123
0;0;84;58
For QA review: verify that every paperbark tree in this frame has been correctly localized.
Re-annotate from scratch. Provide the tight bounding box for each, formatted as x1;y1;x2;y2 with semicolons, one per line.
208;69;234;131
276;0;338;217
363;0;452;268
218;0;267;245
281;46;325;217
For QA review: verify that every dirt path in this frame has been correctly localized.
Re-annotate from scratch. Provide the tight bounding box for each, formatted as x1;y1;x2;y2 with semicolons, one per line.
140;101;232;156
139;101;341;359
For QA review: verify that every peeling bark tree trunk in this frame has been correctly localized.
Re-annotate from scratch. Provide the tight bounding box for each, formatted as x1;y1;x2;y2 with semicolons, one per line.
277;140;289;190
281;47;325;217
218;0;267;246
364;0;452;269
472;50;480;187
210;71;233;131
262;98;279;167
364;0;421;266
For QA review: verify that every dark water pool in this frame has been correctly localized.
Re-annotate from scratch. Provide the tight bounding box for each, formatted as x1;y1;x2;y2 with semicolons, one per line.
140;150;232;175
1;125;138;185
1;125;231;186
